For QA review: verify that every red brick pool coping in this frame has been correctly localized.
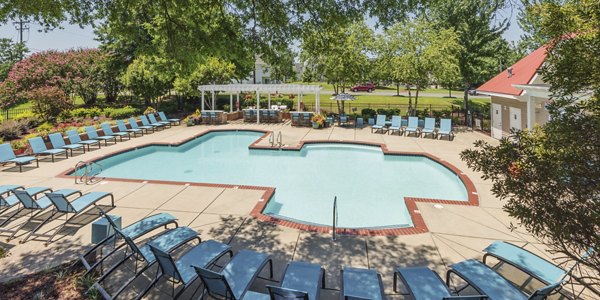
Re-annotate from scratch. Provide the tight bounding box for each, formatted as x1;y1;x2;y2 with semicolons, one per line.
58;128;479;236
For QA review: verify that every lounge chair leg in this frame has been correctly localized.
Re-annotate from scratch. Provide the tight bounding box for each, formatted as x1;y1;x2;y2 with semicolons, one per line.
0;206;25;227
45;212;75;245
21;211;57;243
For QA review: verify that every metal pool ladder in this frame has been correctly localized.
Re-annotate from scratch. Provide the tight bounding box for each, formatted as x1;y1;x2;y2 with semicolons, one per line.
74;161;104;184
332;196;338;241
269;131;283;148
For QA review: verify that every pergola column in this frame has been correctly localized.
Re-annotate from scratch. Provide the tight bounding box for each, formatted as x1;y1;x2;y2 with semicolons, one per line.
268;93;271;109
211;91;215;110
256;90;260;124
236;93;240;111
201;90;205;111
316;90;320;113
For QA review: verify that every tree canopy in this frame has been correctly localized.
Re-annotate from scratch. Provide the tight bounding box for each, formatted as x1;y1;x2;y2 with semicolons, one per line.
461;0;600;280
377;18;462;114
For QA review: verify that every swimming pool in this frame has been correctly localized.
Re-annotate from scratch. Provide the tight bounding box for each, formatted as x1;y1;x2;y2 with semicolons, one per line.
71;131;469;229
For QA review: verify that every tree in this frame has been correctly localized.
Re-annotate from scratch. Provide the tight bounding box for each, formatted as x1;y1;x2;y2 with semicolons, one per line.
173;56;236;109
120;55;173;107
0;39;27;81
516;0;565;53
0;0;96;29
428;0;510;119
301;21;374;95
380;18;462;114
301;21;374;117
461;0;600;284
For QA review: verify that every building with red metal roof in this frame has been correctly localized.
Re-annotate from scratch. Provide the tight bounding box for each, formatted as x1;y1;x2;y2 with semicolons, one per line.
476;45;552;139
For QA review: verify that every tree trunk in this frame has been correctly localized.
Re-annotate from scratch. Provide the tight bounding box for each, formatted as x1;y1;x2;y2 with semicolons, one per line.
396;83;400;96
336;100;342;125
415;88;419;116
449;88;452;98
407;88;412;116
463;88;469;124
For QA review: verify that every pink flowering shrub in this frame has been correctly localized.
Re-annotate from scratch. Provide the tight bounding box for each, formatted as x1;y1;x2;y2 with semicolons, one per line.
0;49;109;115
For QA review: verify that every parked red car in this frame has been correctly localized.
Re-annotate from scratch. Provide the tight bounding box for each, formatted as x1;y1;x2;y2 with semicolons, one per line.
350;83;376;92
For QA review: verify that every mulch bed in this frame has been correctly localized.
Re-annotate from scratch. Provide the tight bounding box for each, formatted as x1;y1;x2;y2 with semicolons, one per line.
0;260;94;300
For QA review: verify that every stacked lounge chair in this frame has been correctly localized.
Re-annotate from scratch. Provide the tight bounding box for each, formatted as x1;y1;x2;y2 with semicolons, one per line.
48;132;85;156
116;120;143;137
405;116;420;137
140;115;165;131
29;136;68;162
371;114;387;134
101;122;130;142
0;143;38;172
159;111;180;126
128;117;154;134
67;129;101;151
148;113;171;128
85;126;117;146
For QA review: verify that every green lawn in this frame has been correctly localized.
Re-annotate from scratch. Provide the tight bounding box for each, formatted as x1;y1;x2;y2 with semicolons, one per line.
291;93;487;106
288;81;466;95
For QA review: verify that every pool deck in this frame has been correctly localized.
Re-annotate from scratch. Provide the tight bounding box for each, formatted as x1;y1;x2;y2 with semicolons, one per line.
0;121;562;298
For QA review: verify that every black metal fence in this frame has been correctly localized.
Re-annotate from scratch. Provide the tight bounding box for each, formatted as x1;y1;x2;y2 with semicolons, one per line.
0;107;33;121
304;102;491;132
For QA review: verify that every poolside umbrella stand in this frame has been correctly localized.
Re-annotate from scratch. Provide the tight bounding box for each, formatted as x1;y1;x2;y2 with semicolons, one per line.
330;93;356;125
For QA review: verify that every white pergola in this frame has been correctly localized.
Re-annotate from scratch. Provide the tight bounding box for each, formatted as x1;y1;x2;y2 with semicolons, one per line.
198;84;322;124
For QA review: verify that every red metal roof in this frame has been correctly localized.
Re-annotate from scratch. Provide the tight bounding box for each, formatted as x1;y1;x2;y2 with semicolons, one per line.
477;45;548;96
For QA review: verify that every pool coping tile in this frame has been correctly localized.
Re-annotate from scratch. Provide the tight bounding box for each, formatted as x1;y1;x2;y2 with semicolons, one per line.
56;128;479;237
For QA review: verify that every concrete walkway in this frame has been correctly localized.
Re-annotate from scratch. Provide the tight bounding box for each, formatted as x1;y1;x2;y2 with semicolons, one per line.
0;121;558;299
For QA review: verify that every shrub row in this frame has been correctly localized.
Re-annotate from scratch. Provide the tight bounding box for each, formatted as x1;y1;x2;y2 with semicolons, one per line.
58;106;139;121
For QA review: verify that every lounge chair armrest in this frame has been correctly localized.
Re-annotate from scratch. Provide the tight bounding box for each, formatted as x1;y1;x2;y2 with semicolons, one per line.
443;296;488;300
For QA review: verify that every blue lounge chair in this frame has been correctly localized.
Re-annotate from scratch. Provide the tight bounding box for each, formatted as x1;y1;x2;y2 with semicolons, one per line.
0;185;23;196
447;259;563;300
92;224;202;299
371;114;387;134
291;113;300;126
48;132;85;156
388;115;403;136
340;115;349;127
137;240;234;299
355;117;364;128
159;111;180;125
2;188;82;241
140;115;165;130
101;122;129;142
0;143;38;172
405;116;420;137
340;267;385;300
483;241;567;286
248;261;324;300
438;119;454;140
116;120;143;137
29;136;68;162
66;129;101;151
80;210;178;274
128;117;154;134
394;267;486;300
0;186;51;215
194;249;274;299
21;191;115;244
421;118;436;138
85;126;117;146
148;113;170;128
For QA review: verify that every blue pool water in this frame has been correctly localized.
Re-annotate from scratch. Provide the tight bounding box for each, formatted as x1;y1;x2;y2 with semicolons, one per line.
74;131;468;228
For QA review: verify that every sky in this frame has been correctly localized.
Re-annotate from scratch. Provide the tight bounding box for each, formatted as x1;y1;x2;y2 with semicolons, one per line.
0;8;524;53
